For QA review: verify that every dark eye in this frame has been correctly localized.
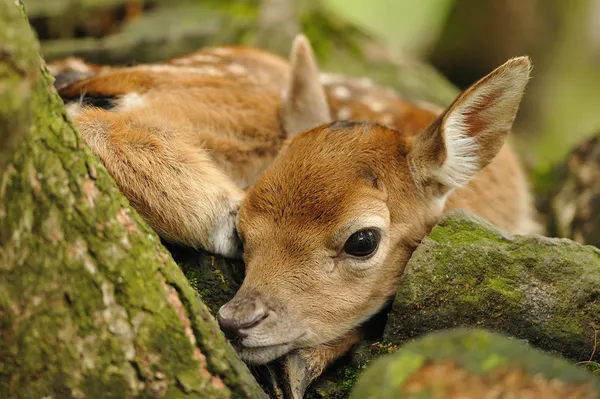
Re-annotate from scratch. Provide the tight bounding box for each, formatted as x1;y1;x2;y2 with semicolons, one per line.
343;229;380;258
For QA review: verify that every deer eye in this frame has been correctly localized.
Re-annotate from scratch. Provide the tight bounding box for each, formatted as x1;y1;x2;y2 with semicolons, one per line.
343;229;380;258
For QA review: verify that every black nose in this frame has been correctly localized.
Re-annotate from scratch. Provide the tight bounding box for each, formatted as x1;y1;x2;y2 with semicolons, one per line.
217;299;267;340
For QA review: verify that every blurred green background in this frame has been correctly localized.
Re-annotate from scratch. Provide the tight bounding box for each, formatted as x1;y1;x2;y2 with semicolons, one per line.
23;0;600;173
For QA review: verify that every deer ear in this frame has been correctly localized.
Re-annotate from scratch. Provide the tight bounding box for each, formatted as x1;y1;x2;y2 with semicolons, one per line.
409;56;532;196
280;34;333;137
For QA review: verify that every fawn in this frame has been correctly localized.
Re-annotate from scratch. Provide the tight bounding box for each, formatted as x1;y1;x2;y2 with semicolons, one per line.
50;35;539;398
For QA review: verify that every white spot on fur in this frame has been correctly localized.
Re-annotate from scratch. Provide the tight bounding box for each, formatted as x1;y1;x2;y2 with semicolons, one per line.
337;107;352;120
332;85;351;100
319;72;345;85
189;53;221;63
118;93;146;111
368;100;385;113
66;102;83;117
132;64;225;76
210;48;233;56
227;63;247;75
64;58;92;73
200;65;225;76
359;95;382;111
170;58;195;65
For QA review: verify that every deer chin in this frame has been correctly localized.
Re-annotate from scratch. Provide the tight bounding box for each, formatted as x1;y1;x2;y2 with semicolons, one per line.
236;342;297;365
234;327;310;365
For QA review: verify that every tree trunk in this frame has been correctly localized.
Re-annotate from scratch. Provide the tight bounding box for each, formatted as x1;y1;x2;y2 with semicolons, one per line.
0;1;266;397
0;0;40;173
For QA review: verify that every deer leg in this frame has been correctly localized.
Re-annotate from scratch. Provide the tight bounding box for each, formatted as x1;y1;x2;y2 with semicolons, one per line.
71;108;245;258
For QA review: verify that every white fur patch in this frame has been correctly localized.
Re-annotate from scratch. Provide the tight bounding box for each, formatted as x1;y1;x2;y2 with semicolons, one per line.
359;95;385;113
65;58;92;73
332;85;351;100
436;111;480;188
369;100;385;113
188;53;221;63
66;102;83;117
211;202;242;259
227;63;247;75
118;93;146;111
378;114;394;127
132;64;225;76
171;54;221;65
319;72;346;85
212;220;237;258
210;48;233;56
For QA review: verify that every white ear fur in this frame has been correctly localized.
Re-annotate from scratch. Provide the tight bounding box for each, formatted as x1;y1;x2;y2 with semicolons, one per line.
280;34;333;137
433;56;532;188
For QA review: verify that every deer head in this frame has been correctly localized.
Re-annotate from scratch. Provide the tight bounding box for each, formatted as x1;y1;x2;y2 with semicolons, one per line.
217;53;532;365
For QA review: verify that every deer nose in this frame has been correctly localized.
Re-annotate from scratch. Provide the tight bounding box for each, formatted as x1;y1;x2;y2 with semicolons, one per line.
217;297;268;339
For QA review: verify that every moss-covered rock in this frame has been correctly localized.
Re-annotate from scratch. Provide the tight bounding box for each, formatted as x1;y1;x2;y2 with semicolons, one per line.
350;328;600;399
0;1;266;397
386;209;600;365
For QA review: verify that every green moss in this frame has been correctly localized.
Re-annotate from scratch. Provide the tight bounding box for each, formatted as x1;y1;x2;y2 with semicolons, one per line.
350;329;600;399
82;372;130;399
386;210;600;365
487;277;522;305
175;248;244;315
0;1;266;397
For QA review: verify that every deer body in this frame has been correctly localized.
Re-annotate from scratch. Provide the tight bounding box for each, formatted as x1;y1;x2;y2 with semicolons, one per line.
51;36;540;398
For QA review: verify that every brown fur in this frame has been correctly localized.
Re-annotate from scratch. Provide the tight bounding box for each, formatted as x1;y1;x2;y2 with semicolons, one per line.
50;35;540;397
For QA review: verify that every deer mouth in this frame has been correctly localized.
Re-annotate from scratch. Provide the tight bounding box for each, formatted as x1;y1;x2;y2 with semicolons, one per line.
236;342;296;364
234;332;307;364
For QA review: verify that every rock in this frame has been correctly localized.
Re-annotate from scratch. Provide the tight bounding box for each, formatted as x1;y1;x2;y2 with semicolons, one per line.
350;328;600;399
385;209;600;364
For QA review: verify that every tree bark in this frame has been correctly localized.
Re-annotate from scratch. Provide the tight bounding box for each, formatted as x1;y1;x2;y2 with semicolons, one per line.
0;1;266;397
0;0;40;173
